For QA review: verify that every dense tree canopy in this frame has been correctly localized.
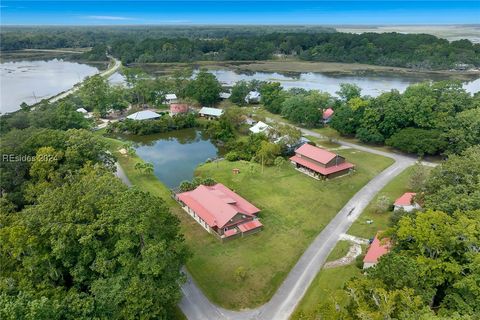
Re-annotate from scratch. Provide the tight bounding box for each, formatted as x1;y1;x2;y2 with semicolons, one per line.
281;90;331;127
184;70;222;106
0;167;189;320
2;26;478;69
422;146;480;214
330;81;479;155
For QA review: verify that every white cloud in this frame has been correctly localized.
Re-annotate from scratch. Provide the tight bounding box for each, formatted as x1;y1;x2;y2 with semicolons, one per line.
85;15;134;21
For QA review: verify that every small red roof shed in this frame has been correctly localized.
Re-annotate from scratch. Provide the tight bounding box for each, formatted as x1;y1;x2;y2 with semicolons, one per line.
323;108;334;120
394;192;416;206
170;104;189;114
363;234;391;264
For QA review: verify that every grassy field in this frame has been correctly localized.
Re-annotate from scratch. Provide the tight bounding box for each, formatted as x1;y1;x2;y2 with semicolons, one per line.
291;164;432;319
106;134;392;309
347;165;432;239
325;240;352;262
290;263;362;319
190;149;392;308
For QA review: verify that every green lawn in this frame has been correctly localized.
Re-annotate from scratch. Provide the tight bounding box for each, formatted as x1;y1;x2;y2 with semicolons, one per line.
326;240;351;262
105;134;392;309
290;263;362;319
347;165;431;239
290;165;432;319
190;149;392;309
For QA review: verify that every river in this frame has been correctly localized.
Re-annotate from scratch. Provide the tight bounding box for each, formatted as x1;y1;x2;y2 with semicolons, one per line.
199;69;480;97
2;59;479;114
0;59;100;113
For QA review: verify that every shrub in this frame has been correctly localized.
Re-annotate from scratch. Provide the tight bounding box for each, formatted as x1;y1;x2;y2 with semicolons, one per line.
225;151;240;161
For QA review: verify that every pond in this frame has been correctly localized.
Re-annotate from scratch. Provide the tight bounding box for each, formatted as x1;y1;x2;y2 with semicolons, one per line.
198;68;480;97
0;59;99;113
125;128;224;189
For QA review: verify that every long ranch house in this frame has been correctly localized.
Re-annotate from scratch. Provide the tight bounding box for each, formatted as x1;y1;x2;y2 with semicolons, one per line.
290;144;354;179
176;183;263;241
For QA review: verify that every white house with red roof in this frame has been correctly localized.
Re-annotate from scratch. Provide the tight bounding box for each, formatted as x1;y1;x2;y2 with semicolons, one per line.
176;183;263;240
290;144;354;179
394;192;421;212
322;107;334;124
363;233;391;269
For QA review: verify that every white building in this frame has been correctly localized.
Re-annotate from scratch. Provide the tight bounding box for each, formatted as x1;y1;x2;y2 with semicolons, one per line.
198;107;224;119
165;93;178;104
76;107;88;114
249;121;271;134
219;92;232;99
76;107;93;118
126;110;161;121
245;91;261;104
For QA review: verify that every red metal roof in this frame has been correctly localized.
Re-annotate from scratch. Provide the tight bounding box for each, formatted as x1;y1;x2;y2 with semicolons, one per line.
238;220;263;233
323;108;334;120
290;155;354;176
224;228;238;237
170;104;189;113
294;144;338;164
363;234;391;264
177;183;260;228
394;192;416;206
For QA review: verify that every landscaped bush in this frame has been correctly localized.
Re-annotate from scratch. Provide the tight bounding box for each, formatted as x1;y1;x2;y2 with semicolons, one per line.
178;177;217;192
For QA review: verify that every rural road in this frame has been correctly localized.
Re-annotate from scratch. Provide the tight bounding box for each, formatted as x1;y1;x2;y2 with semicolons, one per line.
113;103;436;319
114;121;432;320
47;55;121;104
178;153;414;320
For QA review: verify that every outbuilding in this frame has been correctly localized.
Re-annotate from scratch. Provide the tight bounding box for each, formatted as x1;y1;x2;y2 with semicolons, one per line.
394;192;421;212
322;108;334;124
363;234;391;269
169;104;189;116
219;92;232;99
165;93;178;104
198;107;224;119
249;121;271;134
245;91;261;104
126;110;161;121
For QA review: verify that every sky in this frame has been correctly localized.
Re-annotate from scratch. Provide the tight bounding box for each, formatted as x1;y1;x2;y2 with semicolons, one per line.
1;1;479;25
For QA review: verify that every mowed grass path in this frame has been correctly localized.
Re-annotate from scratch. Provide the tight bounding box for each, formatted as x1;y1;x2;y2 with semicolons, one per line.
192;149;392;308
105;135;392;309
